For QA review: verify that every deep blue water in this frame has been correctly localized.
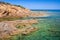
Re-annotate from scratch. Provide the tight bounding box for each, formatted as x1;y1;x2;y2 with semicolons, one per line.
31;10;60;12
31;10;60;18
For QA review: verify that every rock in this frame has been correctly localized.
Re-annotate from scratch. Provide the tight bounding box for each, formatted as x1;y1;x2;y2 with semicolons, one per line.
0;2;38;39
0;3;31;18
0;22;20;39
0;20;38;39
21;27;37;35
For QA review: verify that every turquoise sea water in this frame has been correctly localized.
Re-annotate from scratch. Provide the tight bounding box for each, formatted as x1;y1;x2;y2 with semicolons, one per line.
20;10;60;40
10;10;60;40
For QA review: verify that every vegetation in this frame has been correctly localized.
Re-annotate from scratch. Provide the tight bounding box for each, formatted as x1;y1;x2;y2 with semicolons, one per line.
0;1;59;40
0;17;20;22
0;1;11;5
0;2;25;9
14;5;25;9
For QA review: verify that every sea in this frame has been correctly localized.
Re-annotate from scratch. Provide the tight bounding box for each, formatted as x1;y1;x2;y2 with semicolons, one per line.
20;10;60;40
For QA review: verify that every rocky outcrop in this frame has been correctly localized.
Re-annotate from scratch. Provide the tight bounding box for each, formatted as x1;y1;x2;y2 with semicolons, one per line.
0;2;31;18
0;20;38;39
0;2;38;39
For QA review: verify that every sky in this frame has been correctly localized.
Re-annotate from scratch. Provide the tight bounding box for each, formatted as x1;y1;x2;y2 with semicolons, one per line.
0;0;60;9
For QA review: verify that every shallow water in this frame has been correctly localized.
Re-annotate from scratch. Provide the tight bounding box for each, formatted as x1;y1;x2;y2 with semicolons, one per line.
20;10;60;40
3;10;60;40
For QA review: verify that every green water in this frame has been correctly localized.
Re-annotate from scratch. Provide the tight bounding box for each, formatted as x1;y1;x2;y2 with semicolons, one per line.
19;18;60;40
6;17;60;40
11;10;60;40
9;12;60;40
1;11;60;40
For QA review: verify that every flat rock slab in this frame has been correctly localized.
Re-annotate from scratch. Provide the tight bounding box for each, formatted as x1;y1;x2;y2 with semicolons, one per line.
0;20;38;39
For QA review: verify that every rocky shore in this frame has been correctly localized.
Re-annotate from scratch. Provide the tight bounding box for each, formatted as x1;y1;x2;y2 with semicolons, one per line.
0;2;38;39
0;20;38;39
0;2;50;40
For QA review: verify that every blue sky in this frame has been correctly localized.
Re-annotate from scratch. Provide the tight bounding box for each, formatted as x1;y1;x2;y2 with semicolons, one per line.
0;0;60;9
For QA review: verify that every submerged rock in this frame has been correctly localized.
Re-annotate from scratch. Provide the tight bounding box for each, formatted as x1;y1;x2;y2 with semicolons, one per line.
0;20;38;39
0;2;38;39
